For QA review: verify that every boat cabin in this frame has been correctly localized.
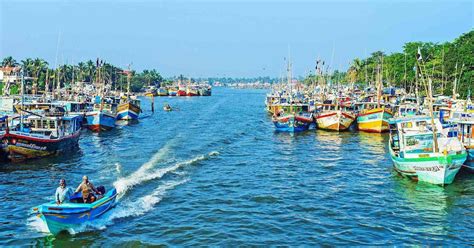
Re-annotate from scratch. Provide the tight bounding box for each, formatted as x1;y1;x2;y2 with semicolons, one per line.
14;115;82;139
389;117;444;155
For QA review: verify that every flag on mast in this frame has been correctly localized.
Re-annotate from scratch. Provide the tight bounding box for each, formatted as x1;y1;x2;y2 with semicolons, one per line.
416;47;422;61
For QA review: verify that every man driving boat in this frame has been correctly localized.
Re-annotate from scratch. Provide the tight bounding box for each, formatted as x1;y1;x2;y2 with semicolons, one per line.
55;179;73;205
75;175;101;203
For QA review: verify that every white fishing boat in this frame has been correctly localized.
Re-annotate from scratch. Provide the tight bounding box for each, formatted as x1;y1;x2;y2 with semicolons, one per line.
389;116;466;185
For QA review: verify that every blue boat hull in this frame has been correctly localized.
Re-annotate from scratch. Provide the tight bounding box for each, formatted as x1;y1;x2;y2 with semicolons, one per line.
85;111;116;131
273;116;310;132
34;188;117;235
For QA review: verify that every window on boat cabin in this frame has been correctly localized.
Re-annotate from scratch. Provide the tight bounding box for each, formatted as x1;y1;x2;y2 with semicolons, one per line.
404;134;436;153
401;122;413;129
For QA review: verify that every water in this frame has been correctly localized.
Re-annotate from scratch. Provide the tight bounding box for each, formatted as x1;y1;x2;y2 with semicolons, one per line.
1;88;473;246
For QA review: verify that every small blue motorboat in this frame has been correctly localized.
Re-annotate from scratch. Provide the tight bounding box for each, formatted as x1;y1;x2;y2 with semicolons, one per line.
32;187;117;235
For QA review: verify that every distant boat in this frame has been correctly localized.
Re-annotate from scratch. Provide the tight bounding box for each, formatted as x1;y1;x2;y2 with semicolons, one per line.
32;187;117;235
186;86;199;96
157;88;168;96
198;86;212;96
168;87;178;96
144;86;157;97
389;116;466;185
4;114;82;162
177;85;187;96
163;104;172;112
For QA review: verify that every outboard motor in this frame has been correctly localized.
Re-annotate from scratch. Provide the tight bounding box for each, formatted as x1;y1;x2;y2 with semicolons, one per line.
97;185;106;195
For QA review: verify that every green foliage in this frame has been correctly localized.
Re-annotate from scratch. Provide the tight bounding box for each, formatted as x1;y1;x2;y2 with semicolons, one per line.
1;58;164;93
345;30;473;98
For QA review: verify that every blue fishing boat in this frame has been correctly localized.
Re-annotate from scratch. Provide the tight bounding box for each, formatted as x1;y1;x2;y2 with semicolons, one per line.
273;112;313;132
85;97;117;132
32;187;117;235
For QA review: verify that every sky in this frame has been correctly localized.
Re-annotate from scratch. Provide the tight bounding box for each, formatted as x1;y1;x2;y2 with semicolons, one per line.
0;0;472;78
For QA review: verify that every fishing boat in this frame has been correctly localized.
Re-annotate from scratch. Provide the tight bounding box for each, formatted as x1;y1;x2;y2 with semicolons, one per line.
163;104;172;112
186;86;199;96
157;88;168;96
32;187;117;235
177;85;187;96
273;111;313;132
85;63;117;131
117;98;141;121
356;64;394;133
116;69;141;121
315;103;356;131
0;116;7;161
168;86;178;96
144;86;157;97
388;116;466;185
85;102;116;132
357;103;393;133
198;86;212;96
450;118;474;170
4;114;82;162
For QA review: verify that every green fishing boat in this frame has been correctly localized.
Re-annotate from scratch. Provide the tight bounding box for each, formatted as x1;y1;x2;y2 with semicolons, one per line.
389;116;467;185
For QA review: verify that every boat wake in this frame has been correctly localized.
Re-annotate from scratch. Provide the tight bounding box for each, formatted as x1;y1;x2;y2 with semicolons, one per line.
114;149;218;197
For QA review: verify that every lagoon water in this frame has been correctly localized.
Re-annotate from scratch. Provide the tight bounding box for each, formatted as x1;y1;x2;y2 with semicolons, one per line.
1;88;473;246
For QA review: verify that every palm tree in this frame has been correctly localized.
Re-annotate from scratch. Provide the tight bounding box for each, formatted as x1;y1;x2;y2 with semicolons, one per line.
32;58;48;94
2;56;18;67
348;58;362;83
85;60;95;82
77;62;86;81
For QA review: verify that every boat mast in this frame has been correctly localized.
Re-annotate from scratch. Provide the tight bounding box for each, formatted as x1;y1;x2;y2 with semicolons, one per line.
127;64;131;100
20;66;25;128
453;62;458;100
376;63;381;108
416;49;438;152
287;53;293;113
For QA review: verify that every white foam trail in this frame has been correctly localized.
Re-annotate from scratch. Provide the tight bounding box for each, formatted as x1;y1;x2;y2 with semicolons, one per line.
113;139;177;195
114;151;218;197
111;179;188;219
63;179;189;235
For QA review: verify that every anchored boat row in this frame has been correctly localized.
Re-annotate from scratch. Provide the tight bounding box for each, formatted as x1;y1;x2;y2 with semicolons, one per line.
266;56;473;186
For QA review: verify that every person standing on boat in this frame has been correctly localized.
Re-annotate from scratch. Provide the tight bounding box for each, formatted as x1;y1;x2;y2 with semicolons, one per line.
75;175;101;203
55;179;73;205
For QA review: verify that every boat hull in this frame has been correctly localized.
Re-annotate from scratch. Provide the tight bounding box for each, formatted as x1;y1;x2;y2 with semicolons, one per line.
34;188;117;235
4;132;80;162
177;90;187;96
462;148;474;171
116;102;141;121
390;151;466;185
357;108;393;133
168;90;178;96
273;114;312;133
85;111;116;132
316;111;355;131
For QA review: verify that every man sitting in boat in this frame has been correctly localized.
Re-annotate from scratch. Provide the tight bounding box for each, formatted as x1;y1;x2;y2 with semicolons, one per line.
55;179;73;205
75;175;102;203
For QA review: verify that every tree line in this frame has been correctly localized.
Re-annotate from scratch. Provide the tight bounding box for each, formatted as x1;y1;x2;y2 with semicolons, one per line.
304;30;472;98
0;57;164;93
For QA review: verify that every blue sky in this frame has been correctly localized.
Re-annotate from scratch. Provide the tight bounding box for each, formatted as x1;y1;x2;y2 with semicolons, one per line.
0;0;472;77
